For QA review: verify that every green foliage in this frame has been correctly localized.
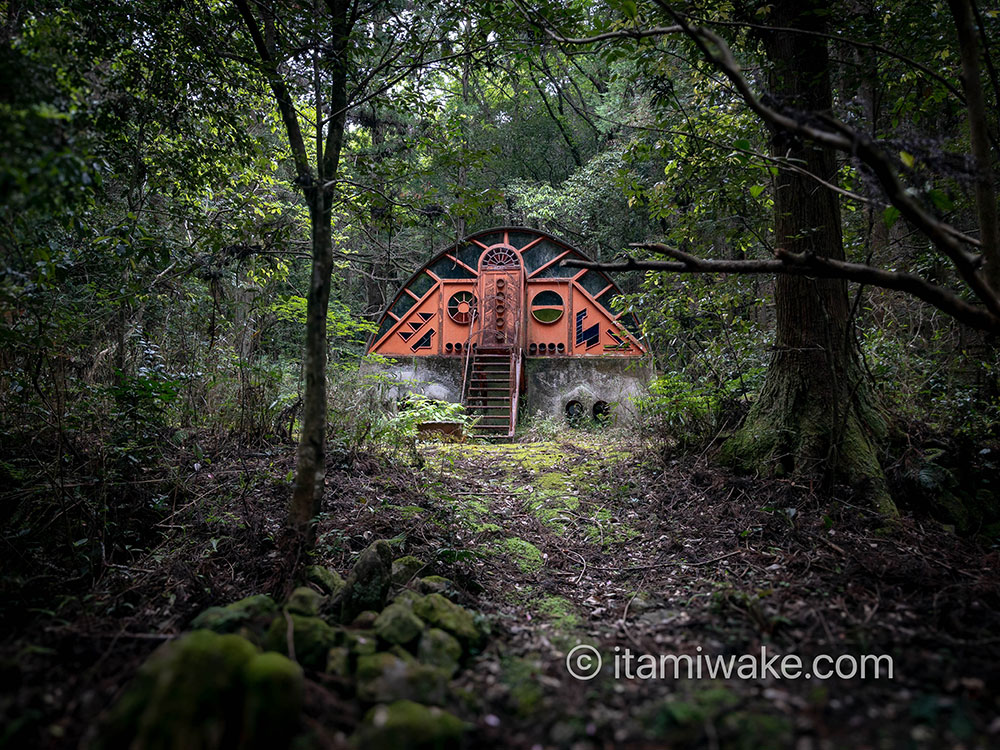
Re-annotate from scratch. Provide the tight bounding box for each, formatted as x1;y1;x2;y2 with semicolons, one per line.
378;394;478;444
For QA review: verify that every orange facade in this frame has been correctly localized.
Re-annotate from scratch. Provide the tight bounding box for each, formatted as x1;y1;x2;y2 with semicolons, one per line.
367;228;645;358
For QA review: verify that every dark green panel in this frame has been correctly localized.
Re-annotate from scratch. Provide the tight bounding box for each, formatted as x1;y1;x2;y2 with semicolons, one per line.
376;316;394;342
596;287;619;313
578;270;611;297
474;230;504;247
534;262;574;279
532;290;563;307
429;255;476;280
522;239;565;273
507;230;539;250
455;243;483;269
622;313;642;337
408;271;435;298
391;294;417;319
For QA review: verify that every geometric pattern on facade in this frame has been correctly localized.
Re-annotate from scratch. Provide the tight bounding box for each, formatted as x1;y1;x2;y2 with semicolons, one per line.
367;227;645;358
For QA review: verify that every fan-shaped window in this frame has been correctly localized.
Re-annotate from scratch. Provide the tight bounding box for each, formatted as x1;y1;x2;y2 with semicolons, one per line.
530;290;564;324
447;291;476;324
481;246;520;269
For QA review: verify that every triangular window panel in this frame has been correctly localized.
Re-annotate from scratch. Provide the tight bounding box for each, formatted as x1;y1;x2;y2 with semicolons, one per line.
411;328;434;352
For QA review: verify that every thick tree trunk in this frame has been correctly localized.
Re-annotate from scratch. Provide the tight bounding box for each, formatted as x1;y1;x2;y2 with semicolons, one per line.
949;0;1000;293
722;0;894;514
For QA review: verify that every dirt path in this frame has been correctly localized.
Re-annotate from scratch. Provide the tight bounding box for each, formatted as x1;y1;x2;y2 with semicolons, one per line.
394;433;1000;749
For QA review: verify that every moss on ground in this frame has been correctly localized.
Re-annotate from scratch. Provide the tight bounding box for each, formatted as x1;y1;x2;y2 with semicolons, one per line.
500;655;545;716
494;537;544;574
535;595;579;630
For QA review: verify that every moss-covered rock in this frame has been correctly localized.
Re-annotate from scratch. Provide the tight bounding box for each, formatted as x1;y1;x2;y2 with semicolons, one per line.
344;630;378;656
392;589;423;609
355;652;449;705
190;594;278;635
326;646;350;678
350;610;379;629
389;644;418;663
353;700;465;749
374;603;425;646
285;587;324;617
412;594;483;648
417;628;462;677
391;555;426;585
263;615;342;671
92;630;259;750
417;576;454;598
304;565;346;597
341;541;393;623
241;651;304;749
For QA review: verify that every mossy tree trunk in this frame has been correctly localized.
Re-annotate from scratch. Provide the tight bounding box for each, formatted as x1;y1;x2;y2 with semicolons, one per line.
722;0;895;515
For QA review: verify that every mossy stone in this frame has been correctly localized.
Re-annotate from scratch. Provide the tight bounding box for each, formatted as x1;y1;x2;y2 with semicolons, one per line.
341;541;393;623
344;630;378;656
304;565;346;597
263;615;342;671
355;652;449;705
190;594;278;634
92;630;259;750
412;594;482;648
326;646;350;678
374;603;425;646
350;610;379;629
241;651;304;750
417;576;454;597
392;589;423;609
417;628;462;677
285;586;324;617
391;555;426;585
353;700;465;750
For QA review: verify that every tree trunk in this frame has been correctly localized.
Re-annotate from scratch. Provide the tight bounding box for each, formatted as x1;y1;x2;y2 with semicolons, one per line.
722;0;894;514
288;192;334;542
949;0;1000;293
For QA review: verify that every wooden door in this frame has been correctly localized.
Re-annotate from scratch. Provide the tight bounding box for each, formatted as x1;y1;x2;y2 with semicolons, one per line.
477;246;523;348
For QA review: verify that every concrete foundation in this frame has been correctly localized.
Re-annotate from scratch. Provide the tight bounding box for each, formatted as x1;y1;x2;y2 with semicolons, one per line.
362;355;653;425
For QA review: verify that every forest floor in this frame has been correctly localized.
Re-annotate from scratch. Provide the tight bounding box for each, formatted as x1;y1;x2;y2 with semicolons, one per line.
4;428;1000;749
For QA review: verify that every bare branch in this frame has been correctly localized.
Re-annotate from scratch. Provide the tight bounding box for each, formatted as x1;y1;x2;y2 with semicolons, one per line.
561;245;1000;333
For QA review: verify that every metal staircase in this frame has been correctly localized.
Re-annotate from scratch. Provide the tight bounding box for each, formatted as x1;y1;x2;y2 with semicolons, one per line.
462;347;522;439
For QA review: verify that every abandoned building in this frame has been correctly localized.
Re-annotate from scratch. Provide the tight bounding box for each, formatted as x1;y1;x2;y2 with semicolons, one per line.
365;227;651;437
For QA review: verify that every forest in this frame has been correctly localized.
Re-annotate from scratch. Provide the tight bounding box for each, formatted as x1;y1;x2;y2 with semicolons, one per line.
2;0;1000;748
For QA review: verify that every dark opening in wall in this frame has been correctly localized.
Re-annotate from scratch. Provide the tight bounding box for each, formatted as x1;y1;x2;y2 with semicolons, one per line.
565;400;585;426
593;401;612;424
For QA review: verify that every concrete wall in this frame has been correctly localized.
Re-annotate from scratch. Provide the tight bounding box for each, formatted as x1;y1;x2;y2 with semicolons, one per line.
523;357;653;424
362;355;653;424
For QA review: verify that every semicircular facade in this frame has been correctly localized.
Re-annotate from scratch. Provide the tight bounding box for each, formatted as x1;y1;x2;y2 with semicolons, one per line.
367;227;645;358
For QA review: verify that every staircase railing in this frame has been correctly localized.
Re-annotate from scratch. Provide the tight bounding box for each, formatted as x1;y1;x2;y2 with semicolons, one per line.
508;348;523;438
460;307;480;404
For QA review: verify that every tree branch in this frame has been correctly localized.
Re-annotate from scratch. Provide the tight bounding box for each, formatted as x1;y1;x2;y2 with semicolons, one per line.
561;243;1000;333
232;0;312;183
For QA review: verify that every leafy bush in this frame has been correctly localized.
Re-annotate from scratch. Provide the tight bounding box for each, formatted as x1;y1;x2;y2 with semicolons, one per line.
637;370;753;446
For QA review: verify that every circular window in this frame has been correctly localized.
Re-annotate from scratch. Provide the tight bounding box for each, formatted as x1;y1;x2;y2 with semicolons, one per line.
530;290;564;324
447;291;476;324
